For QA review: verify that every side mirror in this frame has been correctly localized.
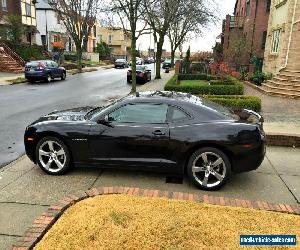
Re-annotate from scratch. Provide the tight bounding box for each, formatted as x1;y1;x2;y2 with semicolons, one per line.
97;115;114;126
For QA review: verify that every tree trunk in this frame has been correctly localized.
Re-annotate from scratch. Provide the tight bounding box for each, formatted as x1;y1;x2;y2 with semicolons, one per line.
155;37;164;79
171;50;175;68
130;36;137;94
76;46;83;73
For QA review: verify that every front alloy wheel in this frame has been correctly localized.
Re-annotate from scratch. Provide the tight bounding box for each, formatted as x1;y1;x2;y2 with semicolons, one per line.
187;147;231;190
36;137;70;175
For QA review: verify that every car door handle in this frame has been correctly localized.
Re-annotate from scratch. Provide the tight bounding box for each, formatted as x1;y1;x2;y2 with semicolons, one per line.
152;130;165;136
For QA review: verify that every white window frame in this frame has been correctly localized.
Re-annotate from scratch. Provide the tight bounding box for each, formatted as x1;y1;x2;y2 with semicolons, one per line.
2;0;7;11
271;29;281;53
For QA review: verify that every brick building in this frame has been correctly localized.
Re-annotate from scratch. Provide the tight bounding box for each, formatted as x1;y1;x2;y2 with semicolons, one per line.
221;0;271;71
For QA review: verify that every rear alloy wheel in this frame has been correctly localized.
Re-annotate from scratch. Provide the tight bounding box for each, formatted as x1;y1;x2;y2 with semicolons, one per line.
187;147;231;190
61;72;66;80
36;137;71;175
45;74;52;83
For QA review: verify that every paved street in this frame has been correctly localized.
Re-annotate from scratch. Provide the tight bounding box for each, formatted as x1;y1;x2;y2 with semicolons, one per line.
0;65;157;167
0;146;299;249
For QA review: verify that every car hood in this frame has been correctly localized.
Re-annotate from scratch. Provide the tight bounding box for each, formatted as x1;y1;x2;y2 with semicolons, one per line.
33;106;96;123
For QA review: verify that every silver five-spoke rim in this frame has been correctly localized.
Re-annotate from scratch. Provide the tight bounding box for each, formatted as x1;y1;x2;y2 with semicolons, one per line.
38;140;66;173
192;152;226;188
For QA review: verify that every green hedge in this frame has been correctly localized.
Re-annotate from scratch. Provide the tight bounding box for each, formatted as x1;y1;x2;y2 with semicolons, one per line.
209;80;234;86
204;95;261;112
165;75;244;95
178;74;217;81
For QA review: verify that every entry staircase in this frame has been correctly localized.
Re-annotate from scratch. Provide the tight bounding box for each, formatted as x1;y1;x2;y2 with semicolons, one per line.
261;69;300;99
0;42;25;73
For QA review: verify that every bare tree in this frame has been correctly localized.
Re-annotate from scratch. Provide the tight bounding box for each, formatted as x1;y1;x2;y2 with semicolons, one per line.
145;0;218;78
167;0;215;67
144;0;180;79
110;0;152;93
48;0;102;71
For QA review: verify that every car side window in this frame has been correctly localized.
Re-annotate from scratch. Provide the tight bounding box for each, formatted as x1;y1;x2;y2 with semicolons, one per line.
52;61;58;68
170;107;190;122
108;103;168;124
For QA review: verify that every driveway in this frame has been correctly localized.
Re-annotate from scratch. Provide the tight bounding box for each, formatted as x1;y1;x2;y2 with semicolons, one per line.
0;65;157;167
0;146;299;249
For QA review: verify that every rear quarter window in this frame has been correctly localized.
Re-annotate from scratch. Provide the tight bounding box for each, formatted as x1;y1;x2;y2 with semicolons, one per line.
170;107;190;122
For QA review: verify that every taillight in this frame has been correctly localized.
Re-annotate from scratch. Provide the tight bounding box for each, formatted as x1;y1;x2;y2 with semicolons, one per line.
38;62;45;70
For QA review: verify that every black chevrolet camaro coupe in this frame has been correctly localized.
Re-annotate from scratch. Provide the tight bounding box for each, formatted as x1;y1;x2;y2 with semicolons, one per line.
24;91;266;190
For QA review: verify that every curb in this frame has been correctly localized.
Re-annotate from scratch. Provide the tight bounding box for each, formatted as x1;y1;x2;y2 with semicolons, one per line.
266;133;300;147
12;186;300;250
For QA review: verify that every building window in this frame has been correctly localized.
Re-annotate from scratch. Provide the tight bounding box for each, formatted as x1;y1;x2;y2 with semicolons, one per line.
246;0;250;16
266;0;271;12
53;35;60;42
93;26;97;37
41;35;47;46
108;35;113;44
2;0;7;11
261;31;267;49
271;29;281;53
25;3;31;17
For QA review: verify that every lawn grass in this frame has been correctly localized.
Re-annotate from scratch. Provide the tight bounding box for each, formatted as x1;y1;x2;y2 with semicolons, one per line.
35;195;300;250
7;77;27;84
180;79;209;87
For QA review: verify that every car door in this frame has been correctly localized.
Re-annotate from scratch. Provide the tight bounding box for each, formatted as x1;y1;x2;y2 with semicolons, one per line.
51;61;61;77
89;102;174;171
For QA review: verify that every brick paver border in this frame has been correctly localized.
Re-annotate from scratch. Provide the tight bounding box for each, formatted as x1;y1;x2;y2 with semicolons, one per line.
12;186;300;250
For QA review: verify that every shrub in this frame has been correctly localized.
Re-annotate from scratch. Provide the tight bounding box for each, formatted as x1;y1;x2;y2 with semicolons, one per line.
209;80;234;86
178;74;217;81
249;72;271;86
64;53;78;61
203;95;261;112
17;45;47;61
165;75;244;95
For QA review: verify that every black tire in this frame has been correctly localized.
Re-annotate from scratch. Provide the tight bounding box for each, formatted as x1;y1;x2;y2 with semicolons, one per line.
27;78;35;83
61;72;66;80
45;74;52;83
35;136;71;175
187;147;231;191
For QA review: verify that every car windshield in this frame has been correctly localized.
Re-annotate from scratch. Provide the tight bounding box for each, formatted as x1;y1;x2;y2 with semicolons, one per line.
116;59;125;62
26;62;40;67
84;97;126;120
136;66;146;71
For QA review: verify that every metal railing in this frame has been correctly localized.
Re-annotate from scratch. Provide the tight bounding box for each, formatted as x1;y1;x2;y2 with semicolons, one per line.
229;16;245;29
0;42;25;66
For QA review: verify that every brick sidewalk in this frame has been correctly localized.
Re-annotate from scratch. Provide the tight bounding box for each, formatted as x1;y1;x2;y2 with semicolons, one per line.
12;186;300;250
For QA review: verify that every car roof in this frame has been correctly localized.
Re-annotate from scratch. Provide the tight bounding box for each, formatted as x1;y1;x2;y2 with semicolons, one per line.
125;91;203;105
27;60;53;63
122;91;234;119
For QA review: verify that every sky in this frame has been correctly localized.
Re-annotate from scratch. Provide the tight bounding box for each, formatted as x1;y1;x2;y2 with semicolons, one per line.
137;0;236;53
